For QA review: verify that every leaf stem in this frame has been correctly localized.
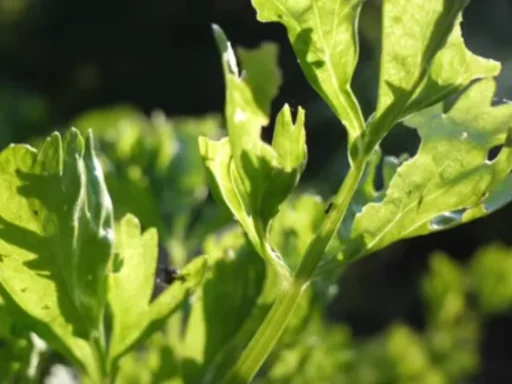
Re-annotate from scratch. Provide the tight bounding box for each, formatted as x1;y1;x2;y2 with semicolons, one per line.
223;160;366;383
90;319;109;384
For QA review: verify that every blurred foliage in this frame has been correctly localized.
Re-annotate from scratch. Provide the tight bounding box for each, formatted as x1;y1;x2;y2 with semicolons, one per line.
70;106;231;266
257;246;512;384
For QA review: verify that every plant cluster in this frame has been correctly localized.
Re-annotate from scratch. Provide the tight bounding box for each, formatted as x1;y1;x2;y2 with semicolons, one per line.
1;0;512;383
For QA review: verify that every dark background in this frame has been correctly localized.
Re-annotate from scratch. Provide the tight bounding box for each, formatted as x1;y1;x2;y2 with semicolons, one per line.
1;0;512;381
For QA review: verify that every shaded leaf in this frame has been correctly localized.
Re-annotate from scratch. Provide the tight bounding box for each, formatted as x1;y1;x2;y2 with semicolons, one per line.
73;105;222;265
180;228;268;384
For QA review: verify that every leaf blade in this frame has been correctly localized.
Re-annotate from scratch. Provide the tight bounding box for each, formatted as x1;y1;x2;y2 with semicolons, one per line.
252;0;365;144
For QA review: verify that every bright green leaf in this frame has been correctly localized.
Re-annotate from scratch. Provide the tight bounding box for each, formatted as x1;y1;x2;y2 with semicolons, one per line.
200;27;307;273
108;214;207;363
366;0;500;153
251;0;365;146
340;79;512;262
0;129;115;380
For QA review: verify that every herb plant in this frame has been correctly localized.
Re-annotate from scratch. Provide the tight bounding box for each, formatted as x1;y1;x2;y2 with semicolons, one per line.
1;0;512;383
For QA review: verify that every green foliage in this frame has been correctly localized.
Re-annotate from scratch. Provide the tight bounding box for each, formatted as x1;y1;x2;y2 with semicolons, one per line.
72;105;225;266
262;244;512;384
0;130;206;381
251;0;365;148
200;27;307;276
0;0;512;383
337;78;512;264
365;0;500;152
470;244;512;314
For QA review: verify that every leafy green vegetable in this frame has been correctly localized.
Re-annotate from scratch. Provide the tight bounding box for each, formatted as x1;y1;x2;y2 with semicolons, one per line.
0;128;208;381
251;0;365;149
339;78;512;262
365;0;500;153
199;26;307;275
422;252;466;325
0;129;110;380
108;215;207;366
180;228;268;384
73;105;223;266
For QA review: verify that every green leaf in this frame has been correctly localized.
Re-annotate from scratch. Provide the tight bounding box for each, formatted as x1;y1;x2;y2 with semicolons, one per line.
73;105;223;266
270;194;330;272
108;214;207;364
365;0;500;153
73;105;221;232
180;228;268;383
200;27;307;272
0;129;115;379
340;78;512;262
251;0;365;146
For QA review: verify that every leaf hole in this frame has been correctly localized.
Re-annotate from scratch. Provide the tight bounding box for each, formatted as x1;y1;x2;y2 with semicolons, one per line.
486;144;503;163
491;97;512;107
429;208;467;230
381;125;421;158
112;252;124;273
311;60;325;69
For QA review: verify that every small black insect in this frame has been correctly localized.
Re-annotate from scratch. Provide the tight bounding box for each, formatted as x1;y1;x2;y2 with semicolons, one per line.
325;202;333;214
151;244;186;301
157;265;184;285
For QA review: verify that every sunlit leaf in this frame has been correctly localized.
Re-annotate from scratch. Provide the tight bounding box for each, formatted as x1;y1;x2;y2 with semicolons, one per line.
200;27;307;272
339;79;512;262
0;129;114;380
108;214;207;363
365;0;500;153
251;0;365;145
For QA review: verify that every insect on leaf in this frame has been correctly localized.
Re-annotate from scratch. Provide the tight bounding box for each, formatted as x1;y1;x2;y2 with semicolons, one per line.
107;214;207;365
